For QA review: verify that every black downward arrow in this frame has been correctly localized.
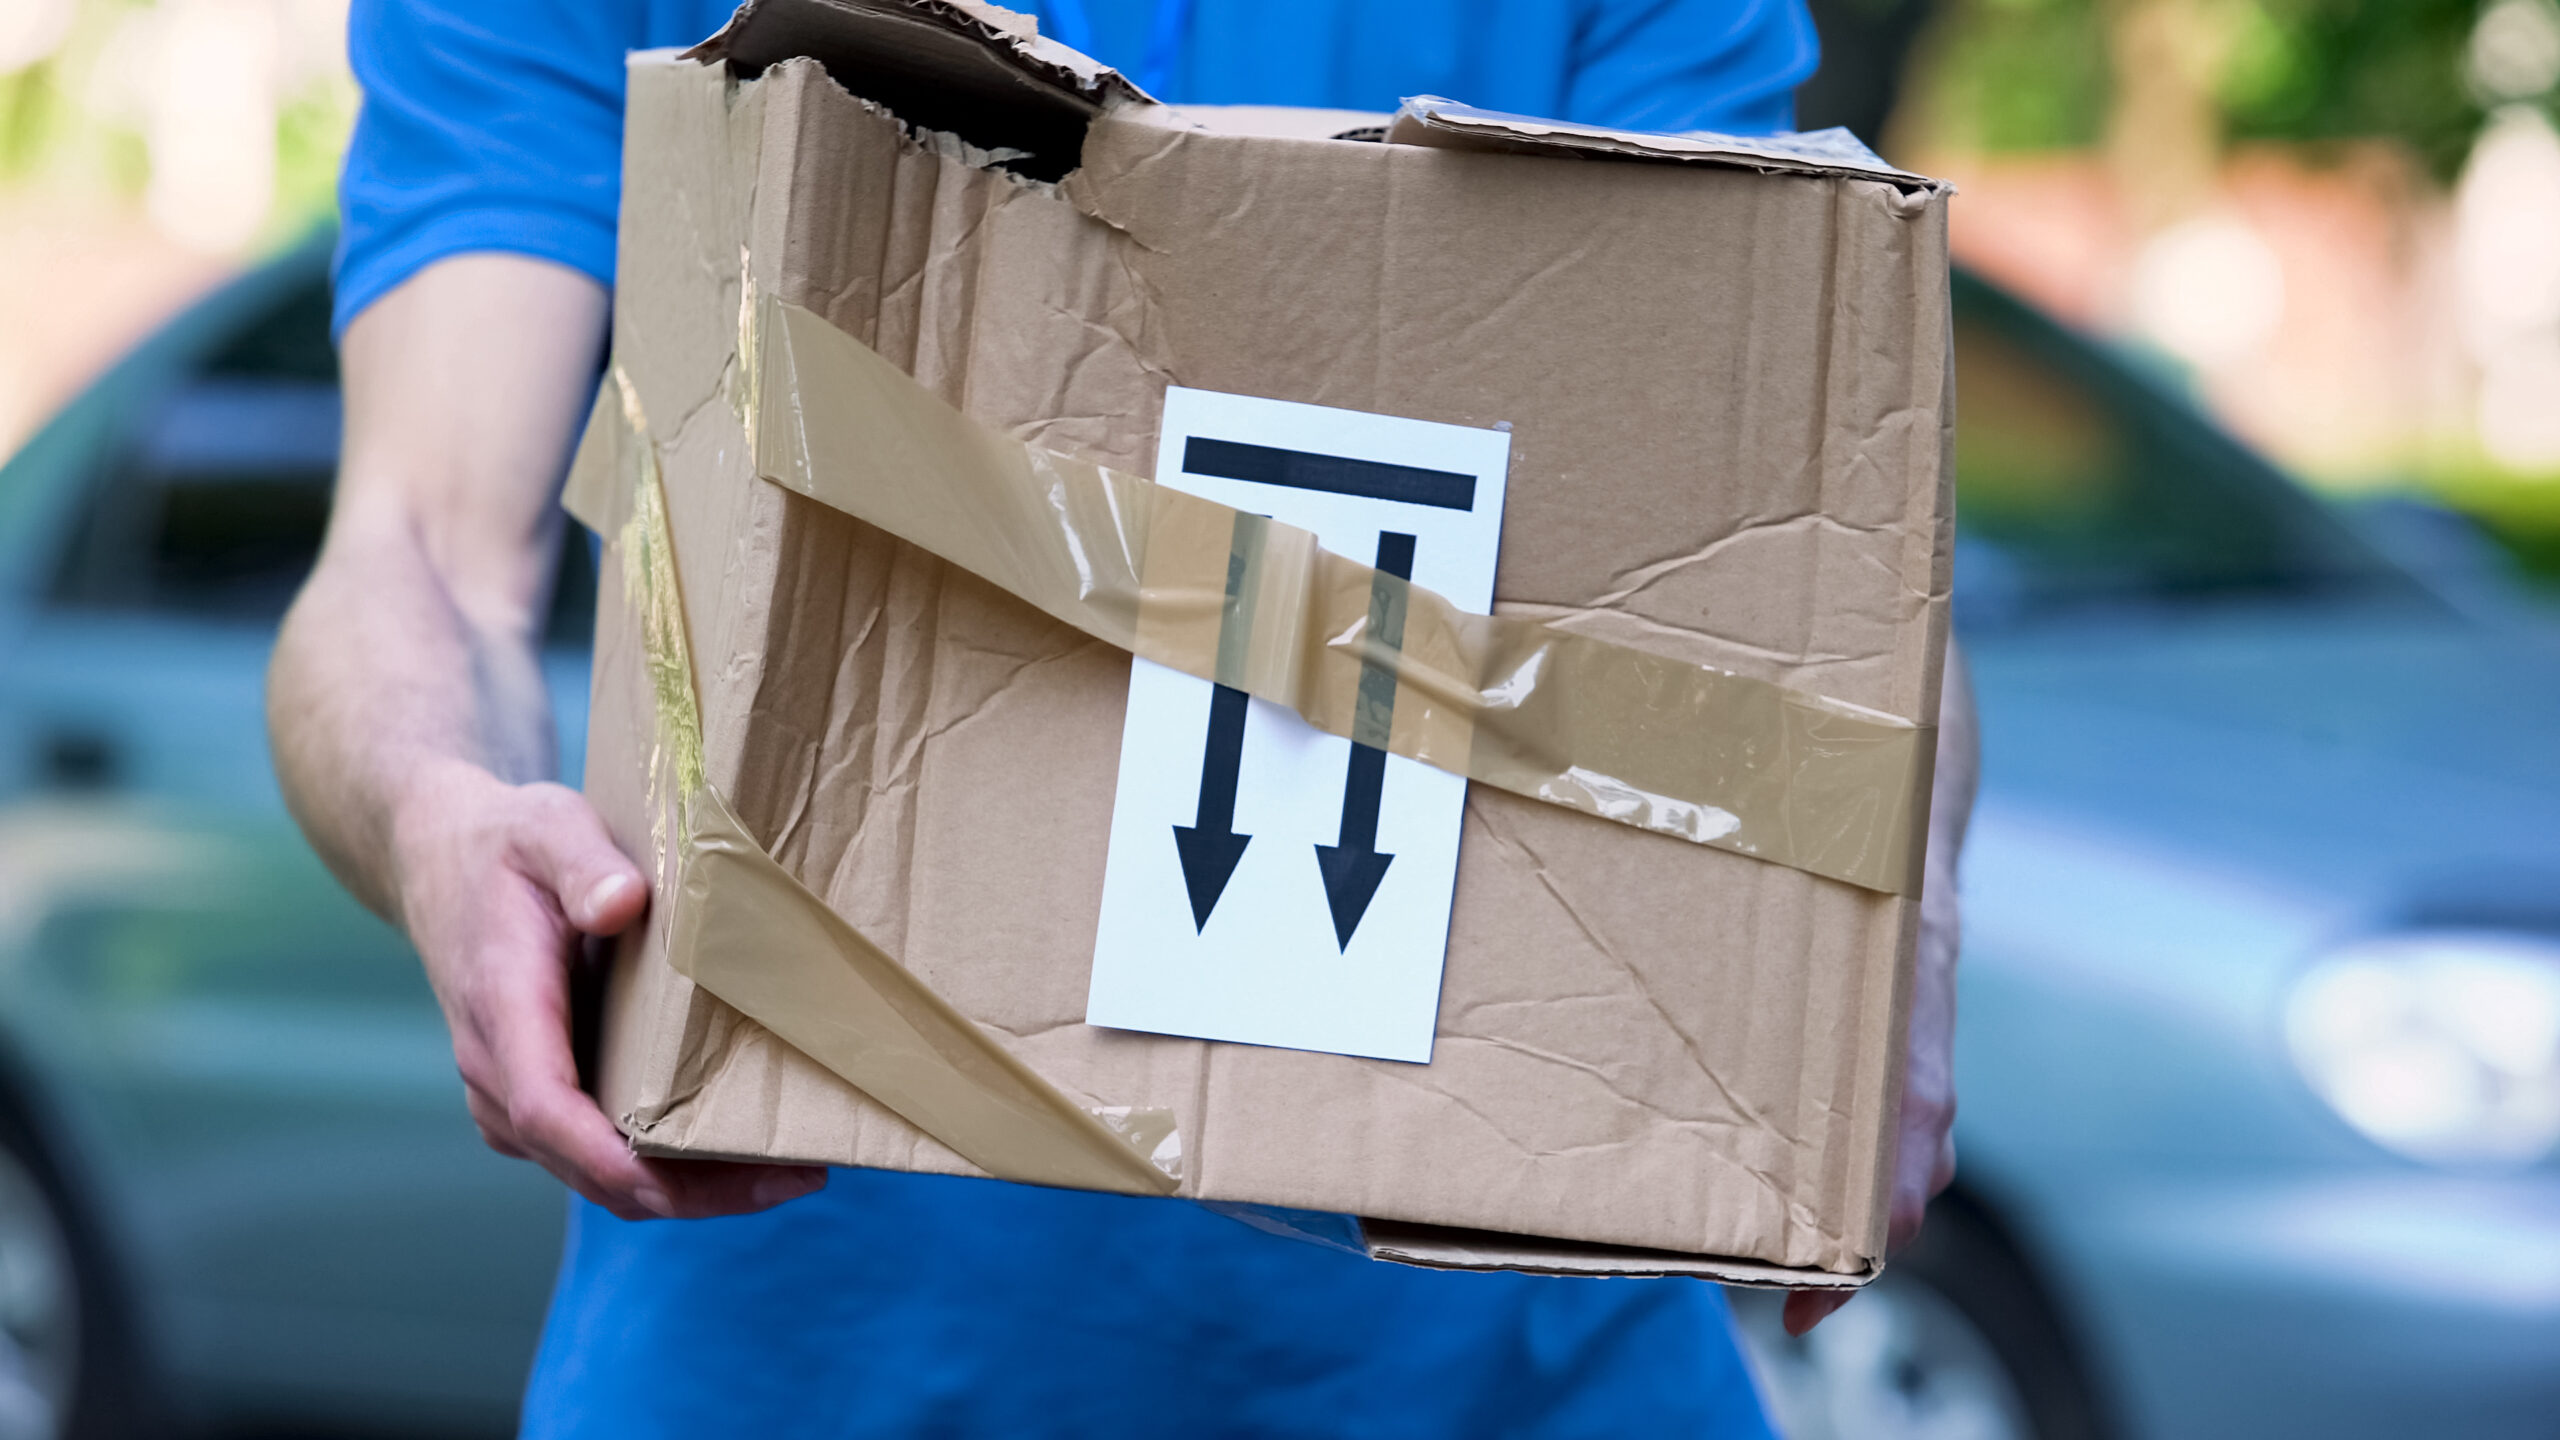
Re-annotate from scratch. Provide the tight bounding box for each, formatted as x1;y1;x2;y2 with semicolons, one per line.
1315;742;1395;948
1314;531;1416;950
1172;682;1252;930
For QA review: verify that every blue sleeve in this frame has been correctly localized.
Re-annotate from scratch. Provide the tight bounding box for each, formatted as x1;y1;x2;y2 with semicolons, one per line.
1565;0;1818;135
331;0;656;337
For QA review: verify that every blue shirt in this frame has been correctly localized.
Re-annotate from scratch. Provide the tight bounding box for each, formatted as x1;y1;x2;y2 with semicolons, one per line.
339;3;1812;1434
334;0;1816;333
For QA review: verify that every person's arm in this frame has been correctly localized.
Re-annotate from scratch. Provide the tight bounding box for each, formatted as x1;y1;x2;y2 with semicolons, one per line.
1783;639;1977;1334
269;253;824;1220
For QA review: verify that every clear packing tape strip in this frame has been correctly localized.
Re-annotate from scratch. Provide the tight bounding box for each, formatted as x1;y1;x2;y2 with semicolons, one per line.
746;295;1933;895
571;372;1183;1197
563;296;1934;1201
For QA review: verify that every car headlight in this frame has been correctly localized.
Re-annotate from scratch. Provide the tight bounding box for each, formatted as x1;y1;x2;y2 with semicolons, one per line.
2286;930;2560;1166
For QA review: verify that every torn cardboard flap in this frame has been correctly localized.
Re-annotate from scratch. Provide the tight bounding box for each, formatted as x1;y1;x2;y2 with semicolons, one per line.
583;2;1953;1285
685;0;1146;178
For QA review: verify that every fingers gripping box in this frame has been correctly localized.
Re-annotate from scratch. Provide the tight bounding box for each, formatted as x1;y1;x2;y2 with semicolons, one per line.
576;0;1954;1285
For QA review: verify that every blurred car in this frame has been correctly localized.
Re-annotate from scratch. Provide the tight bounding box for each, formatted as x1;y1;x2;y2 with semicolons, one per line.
0;238;2554;1439
1732;275;2560;1439
0;237;582;1437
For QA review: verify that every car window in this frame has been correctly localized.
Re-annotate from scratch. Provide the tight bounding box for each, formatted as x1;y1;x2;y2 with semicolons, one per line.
51;376;341;620
48;277;597;643
1951;272;2415;619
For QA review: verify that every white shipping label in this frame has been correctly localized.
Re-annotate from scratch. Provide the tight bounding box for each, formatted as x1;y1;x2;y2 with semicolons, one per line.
1083;387;1511;1063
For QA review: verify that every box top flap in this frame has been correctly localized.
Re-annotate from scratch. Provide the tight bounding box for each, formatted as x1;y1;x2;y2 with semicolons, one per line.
685;0;1142;167
682;3;1944;193
1387;95;1944;191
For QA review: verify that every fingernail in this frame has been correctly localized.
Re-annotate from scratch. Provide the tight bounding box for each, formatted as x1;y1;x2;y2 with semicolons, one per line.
582;875;634;927
634;1184;675;1218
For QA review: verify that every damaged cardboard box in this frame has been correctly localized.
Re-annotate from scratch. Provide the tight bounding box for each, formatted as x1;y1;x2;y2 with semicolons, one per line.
571;0;1956;1285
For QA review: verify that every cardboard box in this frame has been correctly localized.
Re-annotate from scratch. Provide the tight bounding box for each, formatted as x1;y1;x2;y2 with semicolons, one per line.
579;0;1954;1284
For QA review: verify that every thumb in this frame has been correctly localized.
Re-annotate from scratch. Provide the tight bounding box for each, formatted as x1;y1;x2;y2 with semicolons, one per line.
508;782;648;936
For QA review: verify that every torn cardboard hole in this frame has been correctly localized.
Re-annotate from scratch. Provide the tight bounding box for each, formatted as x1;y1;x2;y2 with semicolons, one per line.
685;0;1145;179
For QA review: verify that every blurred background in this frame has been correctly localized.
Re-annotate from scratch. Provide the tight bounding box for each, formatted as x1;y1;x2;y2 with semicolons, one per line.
1872;0;2560;583
6;0;2560;571
0;0;349;462
0;1;2555;1437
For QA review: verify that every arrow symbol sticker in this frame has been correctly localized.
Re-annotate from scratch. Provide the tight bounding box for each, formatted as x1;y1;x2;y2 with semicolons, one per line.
1315;530;1415;949
1172;681;1252;930
1086;385;1512;1063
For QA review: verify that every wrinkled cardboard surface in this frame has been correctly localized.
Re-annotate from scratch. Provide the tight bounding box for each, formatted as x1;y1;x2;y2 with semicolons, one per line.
585;9;1952;1280
744;294;1934;891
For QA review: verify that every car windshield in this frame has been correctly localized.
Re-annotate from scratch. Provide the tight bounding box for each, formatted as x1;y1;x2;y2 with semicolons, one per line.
1950;271;2419;622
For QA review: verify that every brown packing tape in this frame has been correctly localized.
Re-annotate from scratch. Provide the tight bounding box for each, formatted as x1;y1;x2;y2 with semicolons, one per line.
673;787;1181;1196
751;294;1934;895
572;368;1181;1197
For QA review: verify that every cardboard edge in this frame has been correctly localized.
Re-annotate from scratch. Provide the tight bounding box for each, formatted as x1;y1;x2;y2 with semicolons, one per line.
1153;104;1396;143
584;47;764;1159
1358;1219;1881;1289
1840;187;1962;1270
1386;95;1946;193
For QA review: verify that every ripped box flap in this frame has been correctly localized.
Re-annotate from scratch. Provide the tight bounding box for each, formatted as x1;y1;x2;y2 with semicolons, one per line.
684;0;1952;195
684;0;1145;174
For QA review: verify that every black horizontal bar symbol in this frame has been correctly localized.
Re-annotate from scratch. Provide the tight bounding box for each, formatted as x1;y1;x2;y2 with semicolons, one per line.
1183;437;1476;511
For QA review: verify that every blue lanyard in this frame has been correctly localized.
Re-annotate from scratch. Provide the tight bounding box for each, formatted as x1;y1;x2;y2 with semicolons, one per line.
1039;0;1197;97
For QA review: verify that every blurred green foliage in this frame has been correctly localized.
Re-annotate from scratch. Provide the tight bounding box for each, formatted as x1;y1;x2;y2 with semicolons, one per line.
1918;0;2560;586
274;90;351;230
2221;0;2493;178
1917;0;2114;151
2427;463;2560;583
0;0;352;246
0;61;71;181
1921;0;2516;179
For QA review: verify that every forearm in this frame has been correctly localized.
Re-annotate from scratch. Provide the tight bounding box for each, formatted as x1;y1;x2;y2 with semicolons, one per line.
273;236;814;1223
268;254;608;925
271;506;558;919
